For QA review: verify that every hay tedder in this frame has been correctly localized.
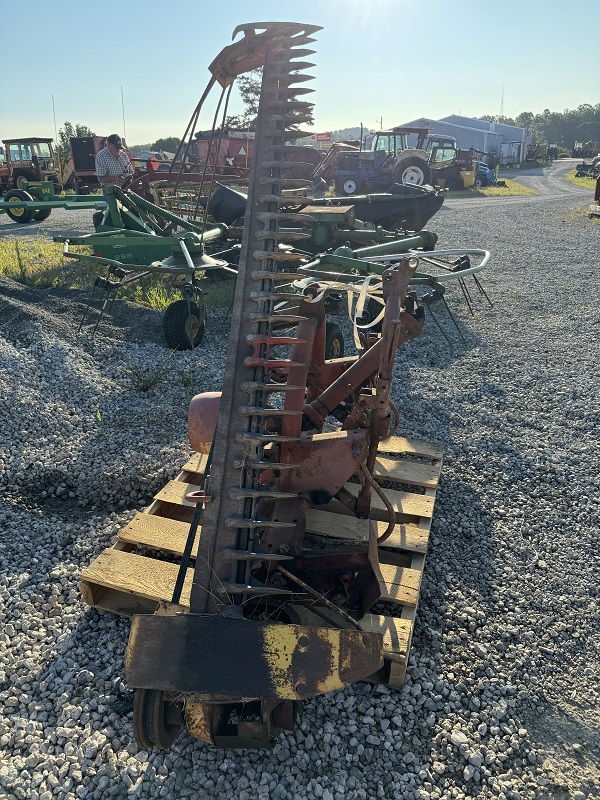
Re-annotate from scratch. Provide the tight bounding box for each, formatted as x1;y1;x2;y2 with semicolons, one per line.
78;21;490;749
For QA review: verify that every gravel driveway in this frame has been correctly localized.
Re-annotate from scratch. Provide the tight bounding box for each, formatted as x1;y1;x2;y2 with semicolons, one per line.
0;160;598;800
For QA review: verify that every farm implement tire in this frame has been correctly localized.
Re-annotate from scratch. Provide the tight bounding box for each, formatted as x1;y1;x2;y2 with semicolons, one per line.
163;298;206;350
445;176;463;191
394;158;432;187
325;322;345;359
4;190;34;224
33;207;52;221
133;688;182;749
92;210;105;230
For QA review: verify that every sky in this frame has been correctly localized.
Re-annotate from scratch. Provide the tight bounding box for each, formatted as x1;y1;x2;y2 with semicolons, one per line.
1;0;598;146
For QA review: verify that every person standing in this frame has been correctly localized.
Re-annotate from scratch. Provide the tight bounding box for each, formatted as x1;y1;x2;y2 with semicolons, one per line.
95;134;133;191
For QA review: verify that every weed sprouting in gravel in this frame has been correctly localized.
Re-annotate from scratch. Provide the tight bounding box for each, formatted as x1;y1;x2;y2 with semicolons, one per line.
121;349;177;392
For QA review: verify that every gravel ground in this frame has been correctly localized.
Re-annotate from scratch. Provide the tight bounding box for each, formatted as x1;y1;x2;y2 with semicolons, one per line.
0;160;598;800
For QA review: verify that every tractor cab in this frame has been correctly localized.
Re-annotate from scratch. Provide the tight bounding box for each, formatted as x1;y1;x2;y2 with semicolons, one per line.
0;137;60;191
372;129;410;158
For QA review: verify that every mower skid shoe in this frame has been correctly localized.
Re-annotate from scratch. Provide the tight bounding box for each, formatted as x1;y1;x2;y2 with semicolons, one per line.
126;615;383;700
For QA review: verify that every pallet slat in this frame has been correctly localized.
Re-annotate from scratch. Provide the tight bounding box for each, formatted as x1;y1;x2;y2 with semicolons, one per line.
359;613;412;663
81;548;193;608
321;482;434;522
305;509;429;554
377;562;422;607
118;513;197;557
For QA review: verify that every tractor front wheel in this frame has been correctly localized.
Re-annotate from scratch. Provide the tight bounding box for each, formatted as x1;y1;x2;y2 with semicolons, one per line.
336;178;361;196
394;158;432;187
163;298;206;350
4;190;34;223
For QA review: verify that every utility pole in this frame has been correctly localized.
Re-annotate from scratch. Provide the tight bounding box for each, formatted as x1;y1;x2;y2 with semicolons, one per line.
52;93;63;184
500;85;504;118
375;116;383;130
121;85;127;141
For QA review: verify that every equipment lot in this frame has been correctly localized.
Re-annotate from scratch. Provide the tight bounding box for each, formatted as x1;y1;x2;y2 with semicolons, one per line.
0;160;598;799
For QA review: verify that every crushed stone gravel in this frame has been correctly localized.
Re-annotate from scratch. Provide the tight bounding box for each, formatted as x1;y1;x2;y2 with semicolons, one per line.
0;161;598;800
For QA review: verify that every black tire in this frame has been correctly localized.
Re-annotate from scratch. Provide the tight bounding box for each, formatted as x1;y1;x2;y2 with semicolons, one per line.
336;178;361;196
474;176;484;188
77;183;91;195
325;322;345;359
4;189;34;223
133;689;182;749
445;175;463;191
33;206;52;221
394;157;432;186
163;298;206;350
92;210;105;230
358;297;384;334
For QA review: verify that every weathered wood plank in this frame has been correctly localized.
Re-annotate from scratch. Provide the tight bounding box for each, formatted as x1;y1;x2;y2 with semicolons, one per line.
358;613;412;663
321;482;433;522
377;562;422;607
373;455;440;488
305;509;429;553
118;513;197;558
387;659;407;688
154;480;201;507
80;549;192;608
378;436;443;461
183;452;207;476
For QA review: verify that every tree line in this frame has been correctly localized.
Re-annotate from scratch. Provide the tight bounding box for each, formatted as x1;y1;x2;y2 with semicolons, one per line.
480;103;600;146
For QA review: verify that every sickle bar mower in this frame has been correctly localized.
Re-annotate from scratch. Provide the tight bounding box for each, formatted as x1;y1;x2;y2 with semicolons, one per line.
79;22;453;750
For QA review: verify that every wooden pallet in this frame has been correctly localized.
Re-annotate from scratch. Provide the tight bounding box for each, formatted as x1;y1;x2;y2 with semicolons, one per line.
81;435;443;687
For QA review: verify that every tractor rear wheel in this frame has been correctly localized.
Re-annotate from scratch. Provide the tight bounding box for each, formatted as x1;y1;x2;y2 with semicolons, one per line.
13;171;36;190
394;158;431;187
4;190;34;223
325;322;345;359
163;297;206;350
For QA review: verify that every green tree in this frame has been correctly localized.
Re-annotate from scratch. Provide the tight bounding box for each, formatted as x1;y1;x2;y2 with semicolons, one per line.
225;72;262;130
57;121;94;158
225;69;314;131
150;136;182;153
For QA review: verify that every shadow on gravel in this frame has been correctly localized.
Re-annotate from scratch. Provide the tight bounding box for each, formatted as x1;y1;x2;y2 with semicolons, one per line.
0;276;166;348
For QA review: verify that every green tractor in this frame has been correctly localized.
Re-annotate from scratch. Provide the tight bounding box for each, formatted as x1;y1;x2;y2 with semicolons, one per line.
0;137;61;194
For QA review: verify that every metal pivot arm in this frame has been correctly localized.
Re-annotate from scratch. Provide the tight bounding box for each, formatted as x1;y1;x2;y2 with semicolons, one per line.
355;258;419;518
303;258;422;432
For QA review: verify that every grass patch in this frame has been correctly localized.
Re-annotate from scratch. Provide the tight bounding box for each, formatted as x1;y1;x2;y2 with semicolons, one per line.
0;237;237;310
0;238;93;287
563;169;598;189
449;178;536;198
567;206;600;224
